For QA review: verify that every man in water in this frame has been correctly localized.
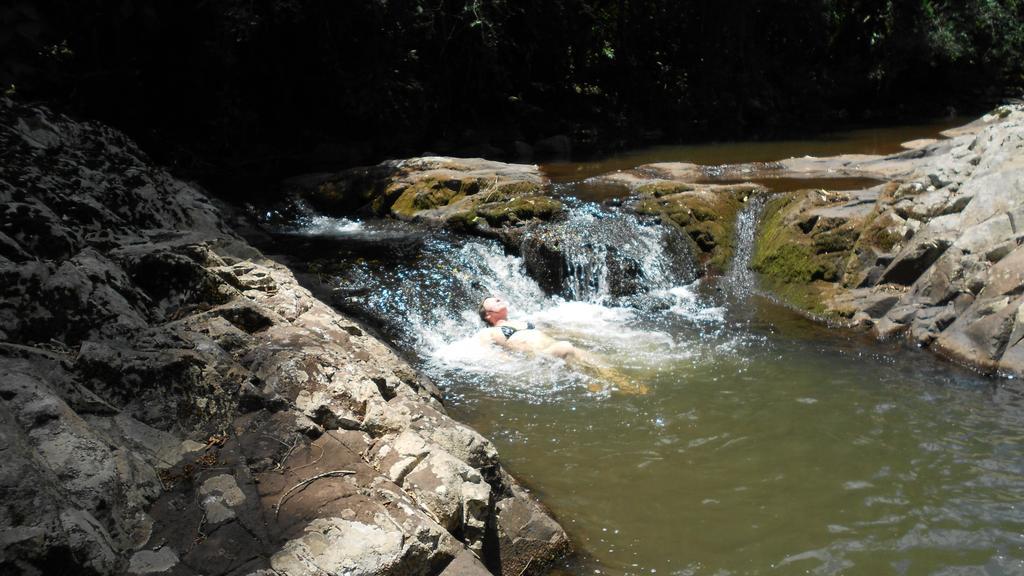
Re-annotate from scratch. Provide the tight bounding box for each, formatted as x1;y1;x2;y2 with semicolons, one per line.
476;295;647;394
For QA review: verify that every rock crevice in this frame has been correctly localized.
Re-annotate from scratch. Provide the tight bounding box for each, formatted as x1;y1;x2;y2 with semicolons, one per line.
0;99;568;576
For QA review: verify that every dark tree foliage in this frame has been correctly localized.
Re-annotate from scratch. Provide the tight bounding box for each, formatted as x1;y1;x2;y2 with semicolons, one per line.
2;0;1022;193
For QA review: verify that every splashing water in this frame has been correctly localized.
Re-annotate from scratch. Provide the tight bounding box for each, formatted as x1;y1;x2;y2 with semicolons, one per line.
257;198;364;236
269;201;736;400
723;193;767;296
264;193;1024;576
285;213;363;236
519;202;698;303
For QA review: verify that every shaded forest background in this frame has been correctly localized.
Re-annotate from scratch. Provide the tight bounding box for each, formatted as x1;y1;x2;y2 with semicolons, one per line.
3;0;1023;195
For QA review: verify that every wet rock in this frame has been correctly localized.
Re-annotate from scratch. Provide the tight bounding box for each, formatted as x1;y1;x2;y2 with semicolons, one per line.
294;156;561;230
474;195;562;227
622;102;1024;376
626;183;756;272
830;288;901;320
935;295;1022;368
909;304;958;346
441;548;492;576
751;190;863;314
872;315;909;339
517;207;698;299
492;480;571;576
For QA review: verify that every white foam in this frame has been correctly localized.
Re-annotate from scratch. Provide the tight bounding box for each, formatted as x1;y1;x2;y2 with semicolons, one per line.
662;284;726;323
292;214;363;235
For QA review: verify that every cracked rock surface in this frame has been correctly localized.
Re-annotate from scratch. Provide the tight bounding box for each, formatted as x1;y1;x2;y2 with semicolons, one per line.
590;104;1024;377
0;99;568;576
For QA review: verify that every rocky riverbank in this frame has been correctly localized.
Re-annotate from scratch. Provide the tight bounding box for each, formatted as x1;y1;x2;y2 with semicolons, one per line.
753;107;1024;377
608;106;1024;377
0;99;569;575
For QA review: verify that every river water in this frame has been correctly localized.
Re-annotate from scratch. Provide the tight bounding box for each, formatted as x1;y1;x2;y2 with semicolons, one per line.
263;119;1024;575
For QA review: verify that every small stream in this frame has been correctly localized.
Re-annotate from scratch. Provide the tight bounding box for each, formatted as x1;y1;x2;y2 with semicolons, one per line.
261;119;1024;575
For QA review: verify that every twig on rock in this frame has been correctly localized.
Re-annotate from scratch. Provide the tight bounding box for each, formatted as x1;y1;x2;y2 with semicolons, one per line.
191;509;208;550
290;441;325;472
261;434;291;448
263;433;299;472
275;469;355;519
276;441;299;472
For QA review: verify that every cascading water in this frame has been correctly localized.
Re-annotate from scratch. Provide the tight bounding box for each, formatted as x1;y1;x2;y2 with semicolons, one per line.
257;183;1024;575
259;199;742;399
723;193;767;297
519;202;699;302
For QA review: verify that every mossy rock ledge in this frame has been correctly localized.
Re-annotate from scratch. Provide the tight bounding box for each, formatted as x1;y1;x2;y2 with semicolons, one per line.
296;156;563;230
606;174;766;274
747;104;1024;377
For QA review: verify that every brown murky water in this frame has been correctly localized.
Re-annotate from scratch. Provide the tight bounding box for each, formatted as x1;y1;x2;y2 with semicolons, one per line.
448;295;1024;576
437;117;1024;575
540;118;966;186
274;115;1024;576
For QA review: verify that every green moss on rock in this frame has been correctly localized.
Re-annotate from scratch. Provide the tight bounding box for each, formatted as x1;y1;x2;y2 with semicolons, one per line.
855;210;903;253
476;196;562;226
752;195;829;312
752;192;873;316
635;181;695;198
635;190;744;273
813;227;860;254
390;176;483;218
490;180;544;197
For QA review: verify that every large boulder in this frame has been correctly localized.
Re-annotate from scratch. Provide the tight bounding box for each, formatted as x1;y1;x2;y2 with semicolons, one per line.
293;157;563;230
0;99;571;575
626;182;758;273
751;188;880;314
735;103;1024;375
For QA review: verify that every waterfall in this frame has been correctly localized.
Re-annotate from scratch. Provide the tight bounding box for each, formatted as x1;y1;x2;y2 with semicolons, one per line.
258;199;740;398
256;201;700;350
723;194;766;296
518;203;699;303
